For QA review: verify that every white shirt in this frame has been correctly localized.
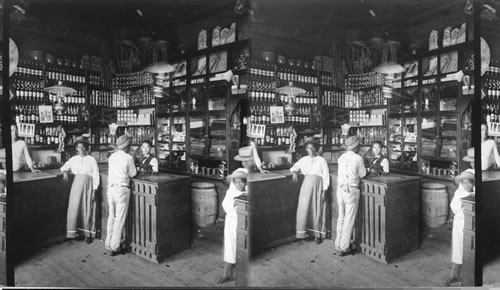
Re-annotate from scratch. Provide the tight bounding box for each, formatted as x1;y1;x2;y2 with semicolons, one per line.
290;155;330;191
12;140;33;171
481;139;500;171
60;155;100;190
450;186;474;219
108;150;137;186
337;151;367;187
222;186;245;218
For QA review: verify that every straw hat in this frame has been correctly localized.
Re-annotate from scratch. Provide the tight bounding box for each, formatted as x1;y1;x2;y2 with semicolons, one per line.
234;146;254;161
111;135;132;152
455;171;474;183
346;136;361;151
462;147;474;162
230;170;248;181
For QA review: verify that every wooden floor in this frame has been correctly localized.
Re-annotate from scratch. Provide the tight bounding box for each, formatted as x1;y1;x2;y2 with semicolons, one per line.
249;226;456;287
484;256;500;287
14;222;235;287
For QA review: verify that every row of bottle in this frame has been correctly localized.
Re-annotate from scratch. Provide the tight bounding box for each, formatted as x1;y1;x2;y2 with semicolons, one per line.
261;126;291;146
123;127;155;145
485;64;500;76
112;87;154;108
249;80;274;92
117;110;154;126
322;128;347;145
89;74;111;88
13;66;43;79
90;90;113;107
249;66;275;79
354;127;387;145
485;79;500;98
12;79;45;102
14;105;81;124
32;126;63;145
112;71;154;89
90;129;115;145
485;104;500;123
322;90;345;107
320;74;339;88
46;70;85;84
249;106;311;125
344;72;385;89
277;69;318;85
344;89;387;108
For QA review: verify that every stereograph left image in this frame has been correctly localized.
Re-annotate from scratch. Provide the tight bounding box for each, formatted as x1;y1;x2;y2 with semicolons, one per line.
3;0;250;287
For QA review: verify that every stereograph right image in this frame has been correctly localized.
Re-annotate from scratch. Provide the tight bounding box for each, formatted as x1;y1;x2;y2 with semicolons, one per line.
480;0;500;286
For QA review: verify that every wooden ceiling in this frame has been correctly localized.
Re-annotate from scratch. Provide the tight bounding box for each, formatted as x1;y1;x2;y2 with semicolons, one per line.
6;0;483;55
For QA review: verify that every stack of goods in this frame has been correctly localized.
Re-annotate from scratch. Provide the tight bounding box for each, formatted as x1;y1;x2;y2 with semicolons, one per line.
209;139;226;157
313;55;335;72
422;138;436;156
441;118;457;137
209;119;226;136
81;55;103;72
440;139;457;159
190;122;206;156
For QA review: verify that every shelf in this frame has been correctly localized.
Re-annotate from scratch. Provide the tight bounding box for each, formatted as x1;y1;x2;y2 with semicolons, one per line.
189;155;225;161
420;155;456;162
351;125;386;128
439;135;457;140
111;83;153;90
27;144;59;150
113;104;156;110
193;39;249;57
344;84;381;91
257;145;290;151
390;168;454;181
117;124;154;127
207;110;227;114
349;105;387;110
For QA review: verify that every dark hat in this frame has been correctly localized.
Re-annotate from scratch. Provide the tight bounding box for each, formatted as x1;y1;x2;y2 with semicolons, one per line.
346;135;361;151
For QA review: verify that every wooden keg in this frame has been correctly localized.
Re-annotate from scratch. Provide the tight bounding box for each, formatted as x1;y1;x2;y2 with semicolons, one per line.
191;182;217;227
421;183;448;228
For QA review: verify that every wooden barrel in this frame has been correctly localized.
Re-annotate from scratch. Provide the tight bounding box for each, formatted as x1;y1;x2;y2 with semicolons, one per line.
421;183;448;228
191;182;217;228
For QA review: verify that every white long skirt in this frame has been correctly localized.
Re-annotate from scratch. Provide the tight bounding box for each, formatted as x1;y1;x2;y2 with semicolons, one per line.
451;215;464;264
224;213;237;264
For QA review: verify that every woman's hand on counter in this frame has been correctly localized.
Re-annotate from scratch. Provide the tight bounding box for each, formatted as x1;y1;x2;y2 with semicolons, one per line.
62;172;69;182
30;167;41;173
259;168;270;174
292;172;298;182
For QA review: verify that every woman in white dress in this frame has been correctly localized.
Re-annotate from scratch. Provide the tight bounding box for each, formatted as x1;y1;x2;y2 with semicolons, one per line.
291;139;330;244
61;136;100;244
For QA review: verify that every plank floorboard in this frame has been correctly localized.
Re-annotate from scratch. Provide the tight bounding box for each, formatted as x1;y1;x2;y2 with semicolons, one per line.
250;226;455;287
15;224;235;287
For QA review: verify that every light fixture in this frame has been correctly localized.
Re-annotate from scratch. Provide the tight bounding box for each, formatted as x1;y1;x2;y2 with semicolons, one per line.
44;81;76;114
276;82;306;113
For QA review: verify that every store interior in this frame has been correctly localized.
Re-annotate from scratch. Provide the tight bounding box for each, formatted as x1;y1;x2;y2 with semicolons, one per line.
2;0;499;287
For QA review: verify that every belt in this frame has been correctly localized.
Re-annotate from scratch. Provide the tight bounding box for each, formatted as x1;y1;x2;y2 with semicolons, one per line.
339;184;359;189
109;183;129;188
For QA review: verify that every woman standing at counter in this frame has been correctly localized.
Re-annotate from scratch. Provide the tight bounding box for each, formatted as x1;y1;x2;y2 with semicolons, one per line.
369;141;389;174
60;136;100;244
291;139;330;244
136;141;159;175
481;123;500;171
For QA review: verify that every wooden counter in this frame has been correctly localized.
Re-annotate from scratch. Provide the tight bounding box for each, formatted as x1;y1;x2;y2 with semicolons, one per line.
242;168;421;264
462;195;475;286
482;171;500;263
11;170;70;263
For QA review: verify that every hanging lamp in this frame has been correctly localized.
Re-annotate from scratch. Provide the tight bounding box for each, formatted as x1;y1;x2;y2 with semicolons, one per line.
44;80;76;114
275;82;306;113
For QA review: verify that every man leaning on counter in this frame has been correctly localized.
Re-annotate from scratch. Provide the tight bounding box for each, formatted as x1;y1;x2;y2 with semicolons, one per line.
11;124;39;173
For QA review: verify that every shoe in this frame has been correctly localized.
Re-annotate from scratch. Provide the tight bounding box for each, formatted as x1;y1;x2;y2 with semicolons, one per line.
86;237;93;244
109;249;124;256
315;237;323;244
338;249;352;256
304;236;315;241
75;235;85;241
444;277;461;286
216;276;233;284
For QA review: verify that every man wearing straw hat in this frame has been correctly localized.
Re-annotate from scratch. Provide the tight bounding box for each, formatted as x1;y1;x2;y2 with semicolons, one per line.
105;135;137;256
335;135;366;256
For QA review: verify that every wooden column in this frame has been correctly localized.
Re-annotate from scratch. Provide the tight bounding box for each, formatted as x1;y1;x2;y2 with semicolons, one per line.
462;196;475;286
